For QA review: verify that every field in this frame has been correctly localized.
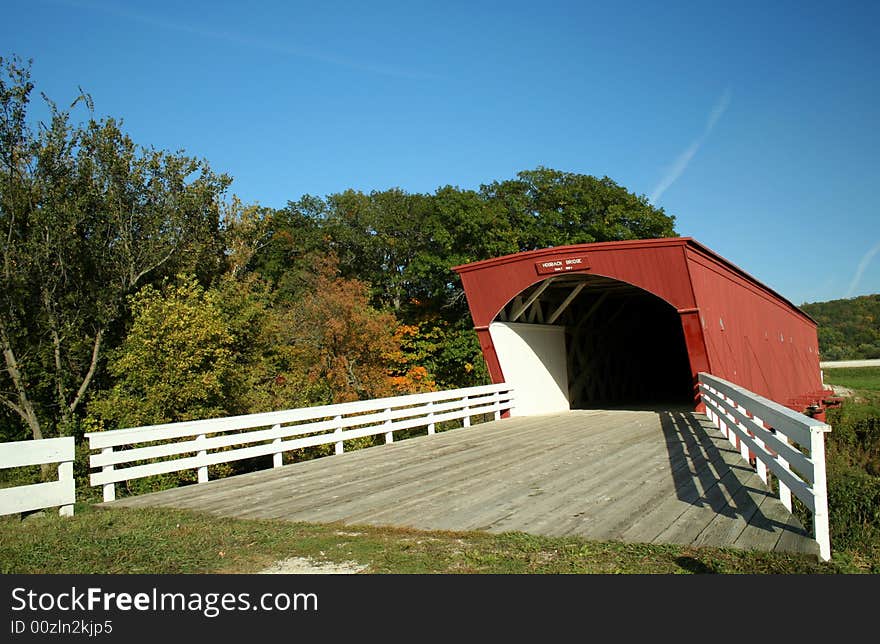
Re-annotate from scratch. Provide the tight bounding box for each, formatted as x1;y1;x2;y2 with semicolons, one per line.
823;366;880;393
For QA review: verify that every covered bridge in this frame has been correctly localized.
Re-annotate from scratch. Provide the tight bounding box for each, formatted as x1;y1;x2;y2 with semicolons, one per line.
454;237;830;416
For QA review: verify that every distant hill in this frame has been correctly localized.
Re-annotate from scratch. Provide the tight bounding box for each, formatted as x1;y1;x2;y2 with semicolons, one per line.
800;294;880;360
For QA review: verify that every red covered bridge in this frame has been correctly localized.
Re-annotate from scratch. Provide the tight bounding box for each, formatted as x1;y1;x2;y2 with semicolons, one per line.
67;237;834;563
454;237;831;417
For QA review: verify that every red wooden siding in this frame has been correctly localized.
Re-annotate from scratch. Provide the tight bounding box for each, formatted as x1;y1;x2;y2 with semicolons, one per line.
684;244;823;407
454;237;827;411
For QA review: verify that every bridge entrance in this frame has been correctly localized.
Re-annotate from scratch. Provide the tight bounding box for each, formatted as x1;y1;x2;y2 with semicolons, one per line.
454;238;826;415
489;274;693;414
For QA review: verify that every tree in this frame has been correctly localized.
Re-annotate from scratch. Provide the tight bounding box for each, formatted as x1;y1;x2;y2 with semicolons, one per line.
235;195;330;301
88;260;435;431
291;169;676;388
322;188;436;312
87;277;238;428
0;55;230;441
286;265;428;404
479;167;676;248
801;294;880;360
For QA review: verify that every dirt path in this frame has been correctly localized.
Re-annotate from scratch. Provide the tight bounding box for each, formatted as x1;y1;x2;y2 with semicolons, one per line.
257;557;368;574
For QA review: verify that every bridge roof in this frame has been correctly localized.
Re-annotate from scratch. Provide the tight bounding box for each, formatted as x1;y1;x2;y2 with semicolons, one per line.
452;236;815;326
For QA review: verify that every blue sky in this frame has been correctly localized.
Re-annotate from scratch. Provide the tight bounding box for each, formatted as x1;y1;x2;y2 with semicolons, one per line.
3;0;878;306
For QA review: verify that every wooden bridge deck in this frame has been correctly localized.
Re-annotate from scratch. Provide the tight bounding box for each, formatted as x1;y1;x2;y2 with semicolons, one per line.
107;409;818;556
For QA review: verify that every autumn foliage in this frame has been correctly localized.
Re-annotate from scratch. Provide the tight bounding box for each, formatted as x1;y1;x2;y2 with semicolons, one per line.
289;272;436;404
86;259;437;435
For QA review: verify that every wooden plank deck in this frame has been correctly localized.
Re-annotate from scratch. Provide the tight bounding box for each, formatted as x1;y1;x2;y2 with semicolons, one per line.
106;409;819;556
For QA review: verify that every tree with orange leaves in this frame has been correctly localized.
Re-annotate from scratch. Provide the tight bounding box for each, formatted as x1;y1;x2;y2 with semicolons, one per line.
287;271;435;404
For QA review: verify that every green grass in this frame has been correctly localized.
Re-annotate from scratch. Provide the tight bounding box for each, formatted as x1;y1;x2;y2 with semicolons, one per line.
815;366;880;572
0;503;840;574
823;367;880;394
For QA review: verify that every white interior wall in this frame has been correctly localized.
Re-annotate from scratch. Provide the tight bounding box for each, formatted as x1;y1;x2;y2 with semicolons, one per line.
488;322;570;416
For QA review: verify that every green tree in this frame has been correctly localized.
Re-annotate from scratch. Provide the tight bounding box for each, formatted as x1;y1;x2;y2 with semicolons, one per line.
238;195;330;301
480;167;676;249
89;261;433;430
0;55;230;441
292;168;676;388
323;188;436;312
87;277;238;428
802;294;880;360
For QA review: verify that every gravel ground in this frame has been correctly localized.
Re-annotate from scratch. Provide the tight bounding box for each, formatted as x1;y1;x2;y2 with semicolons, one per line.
257;557;368;574
829;384;855;397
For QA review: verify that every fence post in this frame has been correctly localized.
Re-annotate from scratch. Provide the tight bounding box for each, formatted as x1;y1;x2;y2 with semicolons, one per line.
334;415;344;454
462;396;471;428
102;447;115;502
704;385;723;439
271;424;282;468
58;459;74;517
811;428;831;561
722;393;739;451
704;395;717;431
708;388;723;439
196;433;209;483
749;412;769;484
427;401;435;435
717;404;730;444
729;395;748;459
384;408;393;444
385;407;394;445
777;436;793;512
741;406;768;483
493;390;501;421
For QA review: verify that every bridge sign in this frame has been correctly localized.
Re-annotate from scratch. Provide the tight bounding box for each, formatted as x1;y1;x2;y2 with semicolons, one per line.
534;255;590;274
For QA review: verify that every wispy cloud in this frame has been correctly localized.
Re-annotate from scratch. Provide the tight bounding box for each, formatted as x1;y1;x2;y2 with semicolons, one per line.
650;87;732;205
846;241;880;297
55;0;437;80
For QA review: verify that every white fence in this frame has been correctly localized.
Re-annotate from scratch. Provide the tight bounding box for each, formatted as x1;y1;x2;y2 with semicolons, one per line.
819;359;880;369
698;372;831;560
86;383;515;502
0;436;75;517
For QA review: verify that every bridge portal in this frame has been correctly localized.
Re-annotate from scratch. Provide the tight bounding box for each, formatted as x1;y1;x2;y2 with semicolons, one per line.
454;238;827;414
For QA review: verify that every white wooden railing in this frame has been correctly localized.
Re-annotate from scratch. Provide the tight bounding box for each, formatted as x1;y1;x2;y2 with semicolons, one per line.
0;437;75;517
698;372;831;560
86;383;515;502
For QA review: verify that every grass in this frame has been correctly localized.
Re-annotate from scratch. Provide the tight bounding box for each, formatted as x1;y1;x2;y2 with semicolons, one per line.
822;366;880;429
0;503;840;575
815;366;880;572
823;367;880;395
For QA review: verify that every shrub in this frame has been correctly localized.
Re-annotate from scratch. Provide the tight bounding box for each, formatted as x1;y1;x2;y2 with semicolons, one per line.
825;456;880;552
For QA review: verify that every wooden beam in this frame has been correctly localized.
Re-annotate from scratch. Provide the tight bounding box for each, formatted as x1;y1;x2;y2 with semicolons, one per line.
528;300;544;323
547;282;587;324
510;279;554;322
574;291;609;331
596;300;629;332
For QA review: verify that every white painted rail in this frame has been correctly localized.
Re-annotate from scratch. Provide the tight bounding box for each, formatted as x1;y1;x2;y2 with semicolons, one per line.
86;383;515;502
0;437;75;517
819;359;880;369
698;372;832;560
